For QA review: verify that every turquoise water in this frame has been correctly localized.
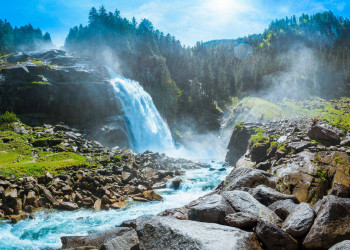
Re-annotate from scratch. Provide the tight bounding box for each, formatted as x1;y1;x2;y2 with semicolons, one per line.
0;161;231;249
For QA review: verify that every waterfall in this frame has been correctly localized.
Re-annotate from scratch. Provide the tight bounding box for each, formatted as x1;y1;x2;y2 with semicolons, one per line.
107;68;175;153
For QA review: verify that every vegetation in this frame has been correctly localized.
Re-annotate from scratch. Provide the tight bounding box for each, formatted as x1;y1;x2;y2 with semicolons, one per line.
64;8;350;130
0;20;52;54
0;111;18;124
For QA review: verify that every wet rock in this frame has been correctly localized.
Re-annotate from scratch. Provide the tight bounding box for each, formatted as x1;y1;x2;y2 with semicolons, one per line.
307;125;341;143
221;190;281;224
255;161;271;171
251;185;299;206
222;168;276;191
111;202;127;209
329;240;350;250
170;177;182;190
303;195;350;249
152;182;166;189
6;52;30;63
101;228;139;250
225;212;258;230
10;212;28;223
61;227;132;249
268;199;298;220
282;202;315;237
93;199;101;212
340;138;350;146
188;194;234;224
143;190;162;201
256;220;298;250
251;142;270;163
136;215;262;250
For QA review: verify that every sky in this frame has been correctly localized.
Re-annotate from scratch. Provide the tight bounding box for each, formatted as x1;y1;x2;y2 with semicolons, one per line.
1;0;350;47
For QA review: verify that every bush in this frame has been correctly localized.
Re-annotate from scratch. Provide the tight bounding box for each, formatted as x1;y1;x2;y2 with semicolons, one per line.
0;111;18;124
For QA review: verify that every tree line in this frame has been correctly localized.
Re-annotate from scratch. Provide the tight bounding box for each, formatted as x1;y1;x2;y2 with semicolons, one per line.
0;19;52;54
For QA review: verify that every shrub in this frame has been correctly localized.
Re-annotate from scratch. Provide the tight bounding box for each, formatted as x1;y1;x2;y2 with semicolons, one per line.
0;111;18;124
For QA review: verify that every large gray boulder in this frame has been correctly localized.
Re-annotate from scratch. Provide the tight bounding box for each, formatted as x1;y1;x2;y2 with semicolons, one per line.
188;194;235;224
303;195;350;249
221;190;281;225
256;220;298;250
268;199;298;220
61;227;132;249
101;228;139;250
307;125;341;143
329;240;350;250
222;168;276;191
136;215;262;250
251;185;299;206
225;212;258;230
282;202;315;237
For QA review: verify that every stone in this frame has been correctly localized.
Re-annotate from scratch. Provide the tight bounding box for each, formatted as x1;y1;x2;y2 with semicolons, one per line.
4;187;17;199
307;125;341;143
225;212;258;230
340;138;350;146
303;195;350;249
188;194;234;224
282;202;315;237
94;199;101;212
221;190;281;224
251;142;270;163
10;212;28;223
143;190;163;201
256;220;298;250
121;171;133;183
61;227;132;249
40;185;59;206
136;215;262;250
59;201;79;210
330;159;350;197
170;177;182;190
268;199;298;220
222;168;276;191
288;141;311;153
251;185;299;206
101;228;139;250
329;240;350;250
111;202;128;209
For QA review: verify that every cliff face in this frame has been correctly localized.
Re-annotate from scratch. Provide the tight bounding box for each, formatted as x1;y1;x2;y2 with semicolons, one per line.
0;50;129;148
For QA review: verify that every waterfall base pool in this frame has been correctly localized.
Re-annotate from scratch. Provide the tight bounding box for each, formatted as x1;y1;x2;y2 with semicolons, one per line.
0;161;232;249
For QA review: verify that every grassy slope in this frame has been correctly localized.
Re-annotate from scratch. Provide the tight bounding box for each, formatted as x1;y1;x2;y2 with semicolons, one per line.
226;97;350;131
0;125;89;178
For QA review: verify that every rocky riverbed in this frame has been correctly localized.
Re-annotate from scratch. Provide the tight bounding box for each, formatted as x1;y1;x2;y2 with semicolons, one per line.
61;119;350;250
0;121;208;223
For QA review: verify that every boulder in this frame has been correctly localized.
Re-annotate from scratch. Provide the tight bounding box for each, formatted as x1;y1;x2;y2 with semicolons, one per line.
4;187;17;199
303;195;350;249
251;185;299;206
222;168;276;191
268;199;298;220
136;215;262;250
307;125;341;143
250;142;270;163
6;52;30;63
221;190;281;224
143;190;163;201
59;201;79;211
288;141;311;153
188;194;234;224
94;199;101;212
170;177;182;190
61;227;132;249
101;228;139;250
329;155;350;197
340;138;350;146
282;202;315;237
10;212;28;223
329;240;350;250
225;212;258;230
256;220;298;250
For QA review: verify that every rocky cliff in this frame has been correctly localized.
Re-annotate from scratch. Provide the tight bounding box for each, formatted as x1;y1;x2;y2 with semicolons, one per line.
0;50;130;148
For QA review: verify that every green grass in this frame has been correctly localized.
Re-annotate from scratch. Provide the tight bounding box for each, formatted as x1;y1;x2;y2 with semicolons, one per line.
0;111;18;124
0;128;90;178
334;156;344;164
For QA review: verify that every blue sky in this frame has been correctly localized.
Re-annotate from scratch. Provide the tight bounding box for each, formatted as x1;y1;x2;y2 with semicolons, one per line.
1;0;349;47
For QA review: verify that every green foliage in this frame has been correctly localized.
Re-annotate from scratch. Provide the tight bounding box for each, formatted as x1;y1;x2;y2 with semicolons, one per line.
267;141;278;154
0;111;18;124
317;169;327;181
334;156;344;164
251;134;269;145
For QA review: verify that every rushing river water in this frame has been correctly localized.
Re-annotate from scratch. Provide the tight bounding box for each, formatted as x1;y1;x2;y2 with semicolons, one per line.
0;161;232;249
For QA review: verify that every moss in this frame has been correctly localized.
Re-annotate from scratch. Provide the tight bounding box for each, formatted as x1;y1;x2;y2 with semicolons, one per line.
278;144;287;152
316;169;327;181
31;81;50;85
334;156;344;164
251;134;269;145
267;141;278;154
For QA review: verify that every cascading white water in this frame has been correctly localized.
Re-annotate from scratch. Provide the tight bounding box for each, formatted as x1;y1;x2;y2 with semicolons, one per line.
107;68;175;153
